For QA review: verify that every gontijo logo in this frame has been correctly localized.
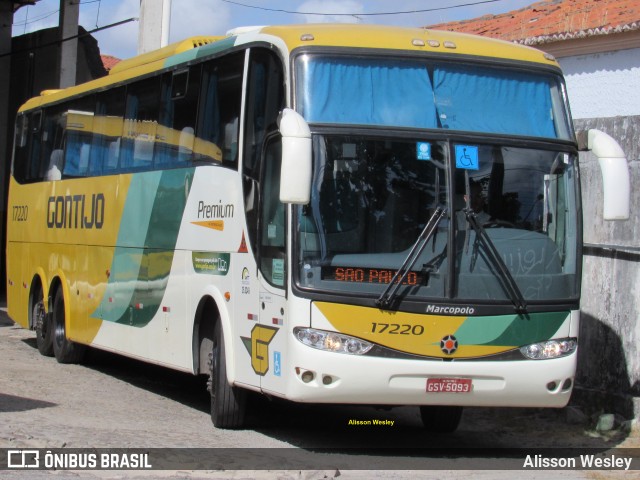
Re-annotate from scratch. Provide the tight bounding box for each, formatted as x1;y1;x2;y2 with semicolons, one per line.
46;193;105;229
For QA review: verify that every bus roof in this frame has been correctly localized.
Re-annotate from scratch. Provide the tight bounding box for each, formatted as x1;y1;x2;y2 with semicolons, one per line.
18;23;559;113
259;24;558;66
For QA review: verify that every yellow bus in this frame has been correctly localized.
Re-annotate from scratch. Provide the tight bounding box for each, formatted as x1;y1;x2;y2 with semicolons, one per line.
6;24;629;431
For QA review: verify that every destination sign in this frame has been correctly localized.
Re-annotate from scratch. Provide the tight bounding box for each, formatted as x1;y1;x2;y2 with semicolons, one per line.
322;266;425;285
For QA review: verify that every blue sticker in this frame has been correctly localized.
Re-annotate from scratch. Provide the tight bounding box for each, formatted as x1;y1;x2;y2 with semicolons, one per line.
455;145;479;170
416;142;431;160
273;351;281;376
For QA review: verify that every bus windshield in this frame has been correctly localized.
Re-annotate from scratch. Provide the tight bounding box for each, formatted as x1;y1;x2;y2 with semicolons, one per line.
296;54;572;140
295;134;580;306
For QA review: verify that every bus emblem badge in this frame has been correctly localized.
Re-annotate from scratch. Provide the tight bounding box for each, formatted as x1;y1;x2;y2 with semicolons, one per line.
440;335;458;355
241;325;279;375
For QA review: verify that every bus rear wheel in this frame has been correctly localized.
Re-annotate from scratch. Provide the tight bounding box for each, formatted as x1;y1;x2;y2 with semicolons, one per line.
52;288;86;364
209;321;246;429
34;288;53;357
420;406;463;433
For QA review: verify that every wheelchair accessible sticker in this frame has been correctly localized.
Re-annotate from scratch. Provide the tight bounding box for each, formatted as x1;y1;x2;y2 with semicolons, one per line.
455;145;479;170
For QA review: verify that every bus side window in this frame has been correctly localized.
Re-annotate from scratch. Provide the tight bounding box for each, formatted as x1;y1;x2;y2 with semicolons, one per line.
63;95;96;177
26;111;43;182
122;77;161;171
12;113;31;183
243;48;285;256
243;48;285;176
156;65;201;167
41;108;66;181
259;135;286;287
217;55;243;167
94;87;125;175
197;52;244;166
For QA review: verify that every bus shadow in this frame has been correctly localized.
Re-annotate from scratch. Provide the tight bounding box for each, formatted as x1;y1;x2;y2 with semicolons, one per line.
17;339;212;413
0;316;14;327
573;312;638;429
80;347;210;413
20;337;37;349
0;392;57;413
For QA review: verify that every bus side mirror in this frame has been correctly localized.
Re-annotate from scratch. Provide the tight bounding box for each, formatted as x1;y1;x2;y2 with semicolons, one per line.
279;109;312;204
577;129;630;220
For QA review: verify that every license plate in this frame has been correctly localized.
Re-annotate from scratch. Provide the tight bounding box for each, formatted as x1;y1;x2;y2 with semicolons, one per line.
426;378;473;393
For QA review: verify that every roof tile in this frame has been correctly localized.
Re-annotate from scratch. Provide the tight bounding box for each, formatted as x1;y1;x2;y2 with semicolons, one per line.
427;0;640;45
100;54;121;71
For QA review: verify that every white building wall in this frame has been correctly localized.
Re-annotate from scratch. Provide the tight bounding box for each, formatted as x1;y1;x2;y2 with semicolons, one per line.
558;42;640;423
559;47;640;119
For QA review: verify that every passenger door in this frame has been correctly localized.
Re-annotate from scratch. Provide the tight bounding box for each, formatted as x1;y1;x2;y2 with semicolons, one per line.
255;135;287;394
238;47;287;393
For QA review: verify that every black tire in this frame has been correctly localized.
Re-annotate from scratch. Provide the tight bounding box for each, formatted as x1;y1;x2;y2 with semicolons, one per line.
420;406;463;433
33;288;54;357
52;288;86;364
209;321;246;429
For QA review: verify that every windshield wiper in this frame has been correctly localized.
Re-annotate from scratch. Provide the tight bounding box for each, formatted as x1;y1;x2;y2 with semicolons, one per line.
463;209;528;314
376;207;446;310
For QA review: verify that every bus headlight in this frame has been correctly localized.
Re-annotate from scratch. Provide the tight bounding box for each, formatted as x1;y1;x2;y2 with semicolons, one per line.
294;327;373;355
520;338;577;360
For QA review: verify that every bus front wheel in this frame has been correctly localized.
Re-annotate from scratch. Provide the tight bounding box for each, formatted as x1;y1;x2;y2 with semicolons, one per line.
33;288;53;357
209;321;246;429
420;405;463;433
52;288;86;364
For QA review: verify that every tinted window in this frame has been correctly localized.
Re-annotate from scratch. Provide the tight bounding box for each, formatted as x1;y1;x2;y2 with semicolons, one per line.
198;52;244;166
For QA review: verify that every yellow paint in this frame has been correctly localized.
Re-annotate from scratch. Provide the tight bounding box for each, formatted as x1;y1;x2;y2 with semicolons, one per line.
6;175;132;343
261;24;558;67
314;301;511;358
250;324;278;375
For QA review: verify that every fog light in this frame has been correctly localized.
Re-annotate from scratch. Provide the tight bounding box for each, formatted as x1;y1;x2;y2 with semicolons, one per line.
301;370;314;383
547;381;557;391
520;337;577;360
322;375;333;385
562;379;573;390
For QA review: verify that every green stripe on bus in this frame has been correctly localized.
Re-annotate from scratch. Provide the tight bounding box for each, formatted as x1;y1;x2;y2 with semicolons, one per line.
92;168;194;326
454;311;569;347
92;172;163;323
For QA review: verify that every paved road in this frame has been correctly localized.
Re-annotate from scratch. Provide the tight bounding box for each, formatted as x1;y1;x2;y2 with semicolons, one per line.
0;303;637;479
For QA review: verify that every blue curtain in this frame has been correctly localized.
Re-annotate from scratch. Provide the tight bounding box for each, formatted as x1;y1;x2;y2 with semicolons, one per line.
433;64;557;138
301;58;438;128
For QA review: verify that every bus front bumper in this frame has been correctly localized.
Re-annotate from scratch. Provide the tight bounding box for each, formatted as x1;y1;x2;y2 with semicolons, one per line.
279;340;576;408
